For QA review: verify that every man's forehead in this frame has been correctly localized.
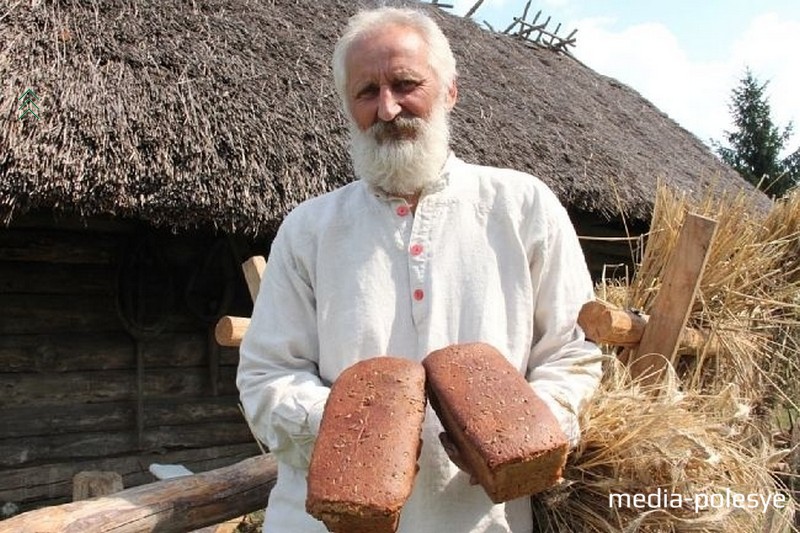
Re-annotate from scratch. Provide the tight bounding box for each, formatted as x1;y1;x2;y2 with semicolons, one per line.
349;25;427;60
347;29;428;74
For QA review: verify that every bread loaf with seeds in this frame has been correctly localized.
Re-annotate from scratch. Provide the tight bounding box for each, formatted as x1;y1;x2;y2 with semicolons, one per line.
423;342;568;503
306;357;427;532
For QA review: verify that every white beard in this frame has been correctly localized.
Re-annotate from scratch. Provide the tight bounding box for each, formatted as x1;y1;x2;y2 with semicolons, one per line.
349;103;451;196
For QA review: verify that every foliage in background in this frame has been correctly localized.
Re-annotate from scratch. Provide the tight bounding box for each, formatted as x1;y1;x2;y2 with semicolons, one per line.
713;68;800;198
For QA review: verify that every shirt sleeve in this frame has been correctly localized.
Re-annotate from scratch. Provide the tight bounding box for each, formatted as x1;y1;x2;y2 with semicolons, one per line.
237;223;330;470
525;188;603;448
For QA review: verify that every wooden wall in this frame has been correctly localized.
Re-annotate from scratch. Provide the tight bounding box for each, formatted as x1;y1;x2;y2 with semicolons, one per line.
0;212;267;512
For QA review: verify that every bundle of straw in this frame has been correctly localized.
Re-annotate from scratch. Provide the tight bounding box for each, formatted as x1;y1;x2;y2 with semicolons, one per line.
534;362;795;532
539;185;800;532
625;185;799;411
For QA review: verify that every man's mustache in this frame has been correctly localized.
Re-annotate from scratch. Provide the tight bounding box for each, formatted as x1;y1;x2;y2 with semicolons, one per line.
371;115;425;144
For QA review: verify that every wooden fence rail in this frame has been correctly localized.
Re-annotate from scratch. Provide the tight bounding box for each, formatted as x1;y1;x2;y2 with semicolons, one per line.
0;454;277;533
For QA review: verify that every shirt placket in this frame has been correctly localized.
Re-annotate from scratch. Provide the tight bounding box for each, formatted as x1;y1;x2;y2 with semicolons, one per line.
406;199;434;330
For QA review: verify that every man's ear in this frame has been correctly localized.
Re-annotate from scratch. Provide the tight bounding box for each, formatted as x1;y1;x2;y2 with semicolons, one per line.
444;80;458;110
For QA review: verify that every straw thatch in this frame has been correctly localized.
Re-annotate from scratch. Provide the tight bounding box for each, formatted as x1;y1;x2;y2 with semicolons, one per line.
1;0;770;235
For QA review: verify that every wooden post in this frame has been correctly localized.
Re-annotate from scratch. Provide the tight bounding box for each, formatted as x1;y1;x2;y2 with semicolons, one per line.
214;316;251;347
242;256;266;303
578;300;647;346
577;300;723;355
72;471;123;501
464;0;485;18
629;213;718;385
213;256;265;347
1;455;278;533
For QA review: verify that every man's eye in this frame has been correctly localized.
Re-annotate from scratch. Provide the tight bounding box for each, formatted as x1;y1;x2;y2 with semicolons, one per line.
357;85;379;99
395;80;419;92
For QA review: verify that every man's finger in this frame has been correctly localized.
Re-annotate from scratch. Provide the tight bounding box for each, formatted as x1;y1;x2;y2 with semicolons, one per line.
438;432;479;484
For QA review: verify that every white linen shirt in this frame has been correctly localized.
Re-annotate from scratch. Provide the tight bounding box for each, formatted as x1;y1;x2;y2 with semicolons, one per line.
237;153;602;533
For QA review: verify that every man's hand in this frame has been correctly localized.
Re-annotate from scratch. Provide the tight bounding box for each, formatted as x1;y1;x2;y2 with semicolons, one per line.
438;432;479;485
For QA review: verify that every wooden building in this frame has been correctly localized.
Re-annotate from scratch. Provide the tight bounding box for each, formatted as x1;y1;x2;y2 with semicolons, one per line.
1;0;767;513
0;213;266;511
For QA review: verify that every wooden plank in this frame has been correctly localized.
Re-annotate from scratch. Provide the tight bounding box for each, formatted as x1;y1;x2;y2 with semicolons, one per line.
72;471;124;501
0;443;259;508
0;294;207;335
0;454;277;533
0;367;239;407
0;261;116;294
0;294;122;335
241;256;266;302
0;423;253;468
629;213;718;384
0;228;120;264
0;333;238;373
0;397;241;438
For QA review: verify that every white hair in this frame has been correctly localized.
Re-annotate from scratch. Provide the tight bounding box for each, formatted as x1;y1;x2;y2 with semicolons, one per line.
332;7;457;112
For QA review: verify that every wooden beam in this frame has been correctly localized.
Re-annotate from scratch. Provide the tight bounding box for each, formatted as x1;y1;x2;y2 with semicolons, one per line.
578;300;646;346
578;300;722;355
0;422;251;468
464;0;485;18
629;213;718;384
215;316;250;347
0;444;258;508
72;471;123;501
1;454;277;533
1;367;239;409
0;332;238;373
214;256;265;347
242;256;266;303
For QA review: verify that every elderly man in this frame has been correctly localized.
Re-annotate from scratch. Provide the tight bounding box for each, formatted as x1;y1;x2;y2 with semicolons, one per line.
237;6;601;533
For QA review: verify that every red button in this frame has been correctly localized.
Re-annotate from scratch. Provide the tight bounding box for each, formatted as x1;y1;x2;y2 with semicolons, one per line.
396;205;410;216
413;289;424;301
410;244;423;256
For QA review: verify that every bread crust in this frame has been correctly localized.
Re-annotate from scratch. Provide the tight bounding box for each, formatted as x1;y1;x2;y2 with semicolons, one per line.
306;357;427;532
423;342;568;503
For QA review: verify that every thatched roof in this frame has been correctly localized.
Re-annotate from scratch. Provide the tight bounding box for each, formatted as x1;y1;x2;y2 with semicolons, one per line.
0;0;767;235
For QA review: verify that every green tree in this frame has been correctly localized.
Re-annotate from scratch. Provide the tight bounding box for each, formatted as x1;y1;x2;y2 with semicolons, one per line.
713;68;799;198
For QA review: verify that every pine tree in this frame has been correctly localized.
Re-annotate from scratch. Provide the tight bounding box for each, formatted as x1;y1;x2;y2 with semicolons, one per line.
713;68;799;198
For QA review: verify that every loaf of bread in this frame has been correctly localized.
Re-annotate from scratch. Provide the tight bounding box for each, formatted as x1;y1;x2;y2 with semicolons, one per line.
423;342;568;503
306;357;427;533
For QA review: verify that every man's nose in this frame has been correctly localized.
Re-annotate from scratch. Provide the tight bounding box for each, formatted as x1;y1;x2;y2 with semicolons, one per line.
377;86;402;122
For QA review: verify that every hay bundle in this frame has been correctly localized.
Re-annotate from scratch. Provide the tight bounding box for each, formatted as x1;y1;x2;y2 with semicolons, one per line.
535;362;795;532
598;186;800;410
537;185;800;531
627;186;800;405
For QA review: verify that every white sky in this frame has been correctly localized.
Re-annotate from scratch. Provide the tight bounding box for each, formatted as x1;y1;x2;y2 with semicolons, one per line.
448;0;800;156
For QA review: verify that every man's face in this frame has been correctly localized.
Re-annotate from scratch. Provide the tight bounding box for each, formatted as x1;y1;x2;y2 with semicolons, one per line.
345;24;455;137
